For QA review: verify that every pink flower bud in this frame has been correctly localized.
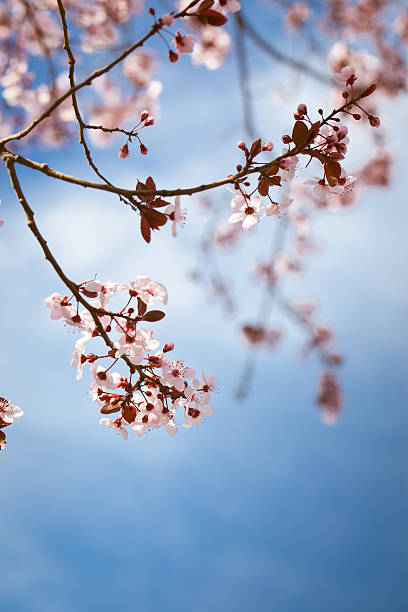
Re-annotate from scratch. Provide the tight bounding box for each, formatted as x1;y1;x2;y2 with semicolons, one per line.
297;103;307;115
282;134;291;144
262;141;273;151
144;116;154;126
118;143;130;159
162;13;174;26
237;141;246;150
140;143;148;155
140;109;149;121
163;342;174;353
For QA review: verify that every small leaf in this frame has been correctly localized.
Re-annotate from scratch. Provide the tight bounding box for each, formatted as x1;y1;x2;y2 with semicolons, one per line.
140;215;151;243
325;159;341;186
197;0;214;12
258;176;269;196
142;207;168;229
122;404;136;424
137;297;147;316
249;138;262;158
81;288;98;298
264;162;279;176
292;121;309;147
145;176;156;191
141;310;166;322
308;121;321;142
198;9;228;26
269;175;281;186
151;198;169;208
100;405;121;415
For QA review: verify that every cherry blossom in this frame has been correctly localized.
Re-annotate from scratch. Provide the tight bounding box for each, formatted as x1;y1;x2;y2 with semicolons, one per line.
333;65;357;86
228;193;263;231
165;196;186;237
172;30;195;55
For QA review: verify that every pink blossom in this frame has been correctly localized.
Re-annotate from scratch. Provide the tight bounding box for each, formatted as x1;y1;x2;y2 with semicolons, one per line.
71;334;91;381
192;370;217;405
44;293;76;320
160;359;195;392
162;14;174;27
165;196;186;237
333;65;357;86
183;404;213;428
172;30;195;55
228;194;263;231
0;398;23;425
99;417;129;439
126;276;168;305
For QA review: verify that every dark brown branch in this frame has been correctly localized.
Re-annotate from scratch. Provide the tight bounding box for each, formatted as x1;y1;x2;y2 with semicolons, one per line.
0;0;202;145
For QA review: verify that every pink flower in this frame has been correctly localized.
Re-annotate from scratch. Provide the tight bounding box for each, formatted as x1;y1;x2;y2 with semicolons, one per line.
172;30;195;55
71;333;91;381
333;65;357;86
0;398;23;425
192;370;217;404
100;417;129;439
165;196;186;237
160;359;195;392
228;194;263;231
183;404;213;428
44;293;76;320
126;275;168;305
162;13;174;26
0;220;4;228
266;194;293;217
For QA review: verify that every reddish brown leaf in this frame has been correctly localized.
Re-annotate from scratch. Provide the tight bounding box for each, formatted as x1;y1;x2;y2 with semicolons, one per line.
249;138;262;158
141;310;166;322
100;405;121;415
140;215;151;243
122;404;136;424
325;159;341;186
269;175;282;186
264;162;279;176
81;288;98;298
308;121;321;142
142;207;168;229
197;0;214;12
198;9;228;26
258;176;269;196
151;198;169;208
292;121;309;147
145;176;156;191
137;297;147;316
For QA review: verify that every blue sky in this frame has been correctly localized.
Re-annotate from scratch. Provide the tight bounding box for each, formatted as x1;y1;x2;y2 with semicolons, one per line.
1;4;407;611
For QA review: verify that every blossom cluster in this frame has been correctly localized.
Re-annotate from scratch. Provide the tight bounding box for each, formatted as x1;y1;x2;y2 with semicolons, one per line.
44;276;216;440
224;67;378;237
